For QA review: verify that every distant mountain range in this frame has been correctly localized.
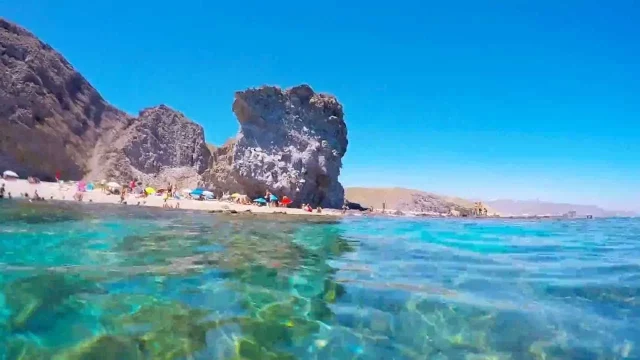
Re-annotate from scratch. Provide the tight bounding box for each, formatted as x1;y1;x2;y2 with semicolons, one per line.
344;187;498;215
484;199;637;217
345;187;637;217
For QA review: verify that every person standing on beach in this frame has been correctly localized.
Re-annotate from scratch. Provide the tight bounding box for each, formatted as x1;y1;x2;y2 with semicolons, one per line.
162;190;170;208
0;183;5;199
55;170;61;183
265;190;272;207
120;188;127;204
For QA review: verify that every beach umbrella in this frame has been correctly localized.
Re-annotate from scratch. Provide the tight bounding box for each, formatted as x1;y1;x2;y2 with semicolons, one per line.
280;196;292;205
254;197;267;204
202;190;214;197
107;182;121;188
3;170;18;178
269;194;278;202
87;183;95;191
231;193;241;198
191;188;204;196
145;187;156;195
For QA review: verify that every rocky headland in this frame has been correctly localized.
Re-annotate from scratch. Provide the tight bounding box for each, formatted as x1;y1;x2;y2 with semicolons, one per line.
203;85;347;208
0;19;127;180
0;18;348;207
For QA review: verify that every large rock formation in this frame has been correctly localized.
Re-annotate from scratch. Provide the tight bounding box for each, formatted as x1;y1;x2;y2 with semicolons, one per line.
1;19;349;206
87;105;211;187
204;85;348;208
0;18;127;180
0;19;210;187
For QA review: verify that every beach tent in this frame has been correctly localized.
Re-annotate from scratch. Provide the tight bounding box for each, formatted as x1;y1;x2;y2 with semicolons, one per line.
202;191;214;200
231;193;241;198
86;183;95;191
191;188;204;196
3;170;18;179
254;197;267;204
107;182;121;188
145;187;156;195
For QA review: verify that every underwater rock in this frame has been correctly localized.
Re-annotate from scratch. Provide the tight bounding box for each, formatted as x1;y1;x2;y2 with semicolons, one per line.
6;336;52;359
52;335;144;360
234;336;297;360
3;273;102;332
0;201;88;224
109;300;222;359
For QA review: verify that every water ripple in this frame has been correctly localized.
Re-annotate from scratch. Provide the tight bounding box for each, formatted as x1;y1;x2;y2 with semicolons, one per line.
0;202;638;359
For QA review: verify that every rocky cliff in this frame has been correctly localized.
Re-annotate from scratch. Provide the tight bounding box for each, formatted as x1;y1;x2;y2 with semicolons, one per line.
0;19;211;188
204;85;348;208
87;105;211;187
1;19;348;206
0;18;128;180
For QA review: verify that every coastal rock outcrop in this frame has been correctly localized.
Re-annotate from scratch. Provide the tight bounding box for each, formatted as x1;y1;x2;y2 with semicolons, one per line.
0;18;128;180
204;85;348;208
0;19;210;187
1;19;349;206
88;105;211;187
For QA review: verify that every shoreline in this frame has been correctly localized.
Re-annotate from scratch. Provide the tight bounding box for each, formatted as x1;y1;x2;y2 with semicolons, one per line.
0;179;340;218
1;179;609;221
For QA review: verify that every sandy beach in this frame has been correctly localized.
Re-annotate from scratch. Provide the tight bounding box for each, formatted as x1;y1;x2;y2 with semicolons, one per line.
0;179;337;217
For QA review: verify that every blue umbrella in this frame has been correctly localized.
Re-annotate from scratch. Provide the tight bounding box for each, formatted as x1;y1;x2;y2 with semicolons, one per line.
191;188;204;196
254;197;267;204
269;194;278;202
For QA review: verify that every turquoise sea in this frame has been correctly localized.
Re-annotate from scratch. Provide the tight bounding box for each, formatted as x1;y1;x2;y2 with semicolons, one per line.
0;200;638;359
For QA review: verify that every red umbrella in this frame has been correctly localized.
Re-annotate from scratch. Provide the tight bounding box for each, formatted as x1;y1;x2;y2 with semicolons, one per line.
281;196;292;206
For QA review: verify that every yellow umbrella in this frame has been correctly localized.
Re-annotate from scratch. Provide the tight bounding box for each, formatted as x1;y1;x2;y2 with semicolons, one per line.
145;187;156;195
231;193;241;198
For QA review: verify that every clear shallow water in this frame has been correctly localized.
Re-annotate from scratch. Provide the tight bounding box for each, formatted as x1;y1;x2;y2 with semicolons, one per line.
0;201;638;359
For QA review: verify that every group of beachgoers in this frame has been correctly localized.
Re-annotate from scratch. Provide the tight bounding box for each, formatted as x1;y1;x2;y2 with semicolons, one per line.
0;183;46;202
102;179;313;211
1;174;326;214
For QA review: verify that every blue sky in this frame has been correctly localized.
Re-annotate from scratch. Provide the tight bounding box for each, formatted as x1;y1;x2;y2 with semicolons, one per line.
2;1;639;211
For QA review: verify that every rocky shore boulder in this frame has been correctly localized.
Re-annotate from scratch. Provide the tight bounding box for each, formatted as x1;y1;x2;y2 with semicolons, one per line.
204;85;348;208
0;18;128;180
